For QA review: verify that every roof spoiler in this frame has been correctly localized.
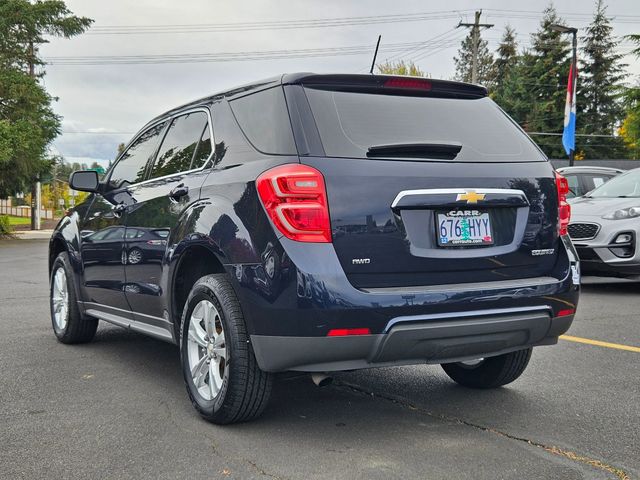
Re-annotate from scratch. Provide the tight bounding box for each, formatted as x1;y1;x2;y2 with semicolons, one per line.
282;73;487;99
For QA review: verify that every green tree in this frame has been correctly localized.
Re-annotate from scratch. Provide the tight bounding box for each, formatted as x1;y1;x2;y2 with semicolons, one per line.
620;35;640;158
491;26;518;107
577;0;627;158
507;5;571;158
453;29;494;87
116;142;126;158
496;51;536;123
0;0;92;198
376;60;426;77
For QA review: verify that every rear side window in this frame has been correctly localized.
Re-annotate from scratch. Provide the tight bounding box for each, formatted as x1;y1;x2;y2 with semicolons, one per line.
151;111;210;178
109;122;166;188
303;88;545;162
229;87;296;155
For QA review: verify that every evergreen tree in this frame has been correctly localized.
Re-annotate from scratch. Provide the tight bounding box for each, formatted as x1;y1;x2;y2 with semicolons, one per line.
511;5;571;158
0;0;92;198
577;0;627;158
492;26;518;107
496;51;536;124
453;29;494;88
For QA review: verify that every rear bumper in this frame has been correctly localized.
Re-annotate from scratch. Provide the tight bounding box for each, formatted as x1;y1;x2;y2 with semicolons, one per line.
230;235;579;372
251;308;574;372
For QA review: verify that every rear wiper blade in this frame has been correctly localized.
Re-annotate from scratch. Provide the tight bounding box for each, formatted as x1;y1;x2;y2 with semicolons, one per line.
366;142;462;160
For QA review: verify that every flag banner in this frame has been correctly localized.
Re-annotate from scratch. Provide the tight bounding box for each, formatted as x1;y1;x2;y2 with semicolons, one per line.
562;62;577;156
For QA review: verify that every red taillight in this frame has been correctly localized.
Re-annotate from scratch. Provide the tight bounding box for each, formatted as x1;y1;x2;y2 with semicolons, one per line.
327;328;371;337
555;172;571;236
383;77;432;91
256;164;331;243
557;308;575;317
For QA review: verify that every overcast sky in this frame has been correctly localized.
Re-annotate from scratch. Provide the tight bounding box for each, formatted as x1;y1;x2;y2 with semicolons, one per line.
40;0;640;167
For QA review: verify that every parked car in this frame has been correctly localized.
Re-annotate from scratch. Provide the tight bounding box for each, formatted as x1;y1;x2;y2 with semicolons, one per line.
556;166;624;199
49;73;579;424
568;167;640;277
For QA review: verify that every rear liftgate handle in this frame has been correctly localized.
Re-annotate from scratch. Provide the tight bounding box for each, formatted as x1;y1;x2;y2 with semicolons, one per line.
169;183;189;202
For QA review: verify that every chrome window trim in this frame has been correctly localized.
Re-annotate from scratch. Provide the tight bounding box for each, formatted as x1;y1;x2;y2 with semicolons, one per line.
106;106;215;190
391;188;527;209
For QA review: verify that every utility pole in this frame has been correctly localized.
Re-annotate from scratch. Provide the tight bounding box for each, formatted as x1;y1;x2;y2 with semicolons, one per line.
457;10;493;84
28;40;41;230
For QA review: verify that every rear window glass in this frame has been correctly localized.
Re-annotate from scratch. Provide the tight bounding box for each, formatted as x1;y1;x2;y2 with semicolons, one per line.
229;87;296;155
303;88;544;162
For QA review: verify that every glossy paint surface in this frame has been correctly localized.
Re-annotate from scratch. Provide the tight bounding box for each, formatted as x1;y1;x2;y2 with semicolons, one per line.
49;75;578;351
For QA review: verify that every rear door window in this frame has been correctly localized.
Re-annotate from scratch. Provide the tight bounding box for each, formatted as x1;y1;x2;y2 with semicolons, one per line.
229;87;296;155
191;122;213;168
303;88;545;162
150;111;210;178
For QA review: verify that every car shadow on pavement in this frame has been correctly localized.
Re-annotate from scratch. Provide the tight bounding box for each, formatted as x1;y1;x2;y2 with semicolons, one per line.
37;324;613;479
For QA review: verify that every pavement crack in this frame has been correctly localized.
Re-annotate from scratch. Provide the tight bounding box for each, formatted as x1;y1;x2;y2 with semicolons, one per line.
335;380;630;480
242;458;285;479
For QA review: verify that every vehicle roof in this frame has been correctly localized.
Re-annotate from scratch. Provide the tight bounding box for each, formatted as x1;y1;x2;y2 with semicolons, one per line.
143;73;487;129
557;166;625;174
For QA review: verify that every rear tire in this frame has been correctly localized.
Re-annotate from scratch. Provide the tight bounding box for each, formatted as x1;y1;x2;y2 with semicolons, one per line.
50;252;98;344
441;348;532;389
180;274;272;424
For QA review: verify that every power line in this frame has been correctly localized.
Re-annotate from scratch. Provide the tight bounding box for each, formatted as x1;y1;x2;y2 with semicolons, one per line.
60;131;133;134
81;8;640;36
85;10;474;35
44;40;464;65
528;132;620;138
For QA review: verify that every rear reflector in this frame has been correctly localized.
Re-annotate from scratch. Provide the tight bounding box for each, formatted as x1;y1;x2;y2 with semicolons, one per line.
327;328;371;337
383;77;432;91
557;308;575;317
555;172;571;236
256;164;331;243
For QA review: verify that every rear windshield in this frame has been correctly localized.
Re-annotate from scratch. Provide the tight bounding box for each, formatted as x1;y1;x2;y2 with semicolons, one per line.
303;88;545;162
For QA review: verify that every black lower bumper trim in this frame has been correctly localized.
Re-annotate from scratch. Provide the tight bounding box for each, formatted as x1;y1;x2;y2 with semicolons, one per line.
250;311;574;372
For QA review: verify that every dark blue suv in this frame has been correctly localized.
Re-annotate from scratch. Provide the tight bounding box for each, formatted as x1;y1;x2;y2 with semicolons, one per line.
49;74;579;424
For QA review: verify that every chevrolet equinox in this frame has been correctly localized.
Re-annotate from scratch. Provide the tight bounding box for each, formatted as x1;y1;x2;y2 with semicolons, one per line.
49;74;580;424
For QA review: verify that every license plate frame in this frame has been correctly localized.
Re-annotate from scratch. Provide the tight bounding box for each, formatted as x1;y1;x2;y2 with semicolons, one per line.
436;210;494;247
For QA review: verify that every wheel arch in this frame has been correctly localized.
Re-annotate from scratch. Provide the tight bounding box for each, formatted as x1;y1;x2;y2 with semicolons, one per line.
170;243;227;340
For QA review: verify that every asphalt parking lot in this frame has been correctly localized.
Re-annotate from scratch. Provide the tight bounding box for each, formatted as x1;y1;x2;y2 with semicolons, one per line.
1;239;638;479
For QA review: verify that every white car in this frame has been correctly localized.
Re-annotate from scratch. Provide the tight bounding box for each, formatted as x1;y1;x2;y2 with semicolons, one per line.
569;167;640;277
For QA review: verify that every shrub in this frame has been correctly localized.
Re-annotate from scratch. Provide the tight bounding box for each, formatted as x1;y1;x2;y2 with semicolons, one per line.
0;215;14;237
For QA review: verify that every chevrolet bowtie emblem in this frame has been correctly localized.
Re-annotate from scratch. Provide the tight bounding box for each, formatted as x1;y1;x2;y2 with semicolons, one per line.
456;191;486;204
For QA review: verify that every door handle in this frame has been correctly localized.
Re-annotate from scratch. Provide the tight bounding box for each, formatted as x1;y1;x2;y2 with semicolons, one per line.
113;203;127;218
169;183;189;201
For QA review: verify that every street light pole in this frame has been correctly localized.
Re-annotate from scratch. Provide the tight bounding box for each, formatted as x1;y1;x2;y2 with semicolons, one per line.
550;24;578;166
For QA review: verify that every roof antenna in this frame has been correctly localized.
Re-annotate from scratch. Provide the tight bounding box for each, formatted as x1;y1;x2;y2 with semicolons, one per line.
369;35;382;74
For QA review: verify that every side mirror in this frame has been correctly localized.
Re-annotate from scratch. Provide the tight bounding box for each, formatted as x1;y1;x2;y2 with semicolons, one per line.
69;170;99;193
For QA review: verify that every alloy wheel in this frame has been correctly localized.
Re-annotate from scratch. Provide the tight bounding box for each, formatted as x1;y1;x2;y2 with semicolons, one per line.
52;267;69;330
187;299;227;401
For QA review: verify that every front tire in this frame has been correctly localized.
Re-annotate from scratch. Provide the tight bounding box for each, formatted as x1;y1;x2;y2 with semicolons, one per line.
50;252;98;344
180;274;272;424
441;348;533;389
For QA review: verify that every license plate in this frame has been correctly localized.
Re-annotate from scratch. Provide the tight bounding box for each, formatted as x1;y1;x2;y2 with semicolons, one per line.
437;211;493;246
